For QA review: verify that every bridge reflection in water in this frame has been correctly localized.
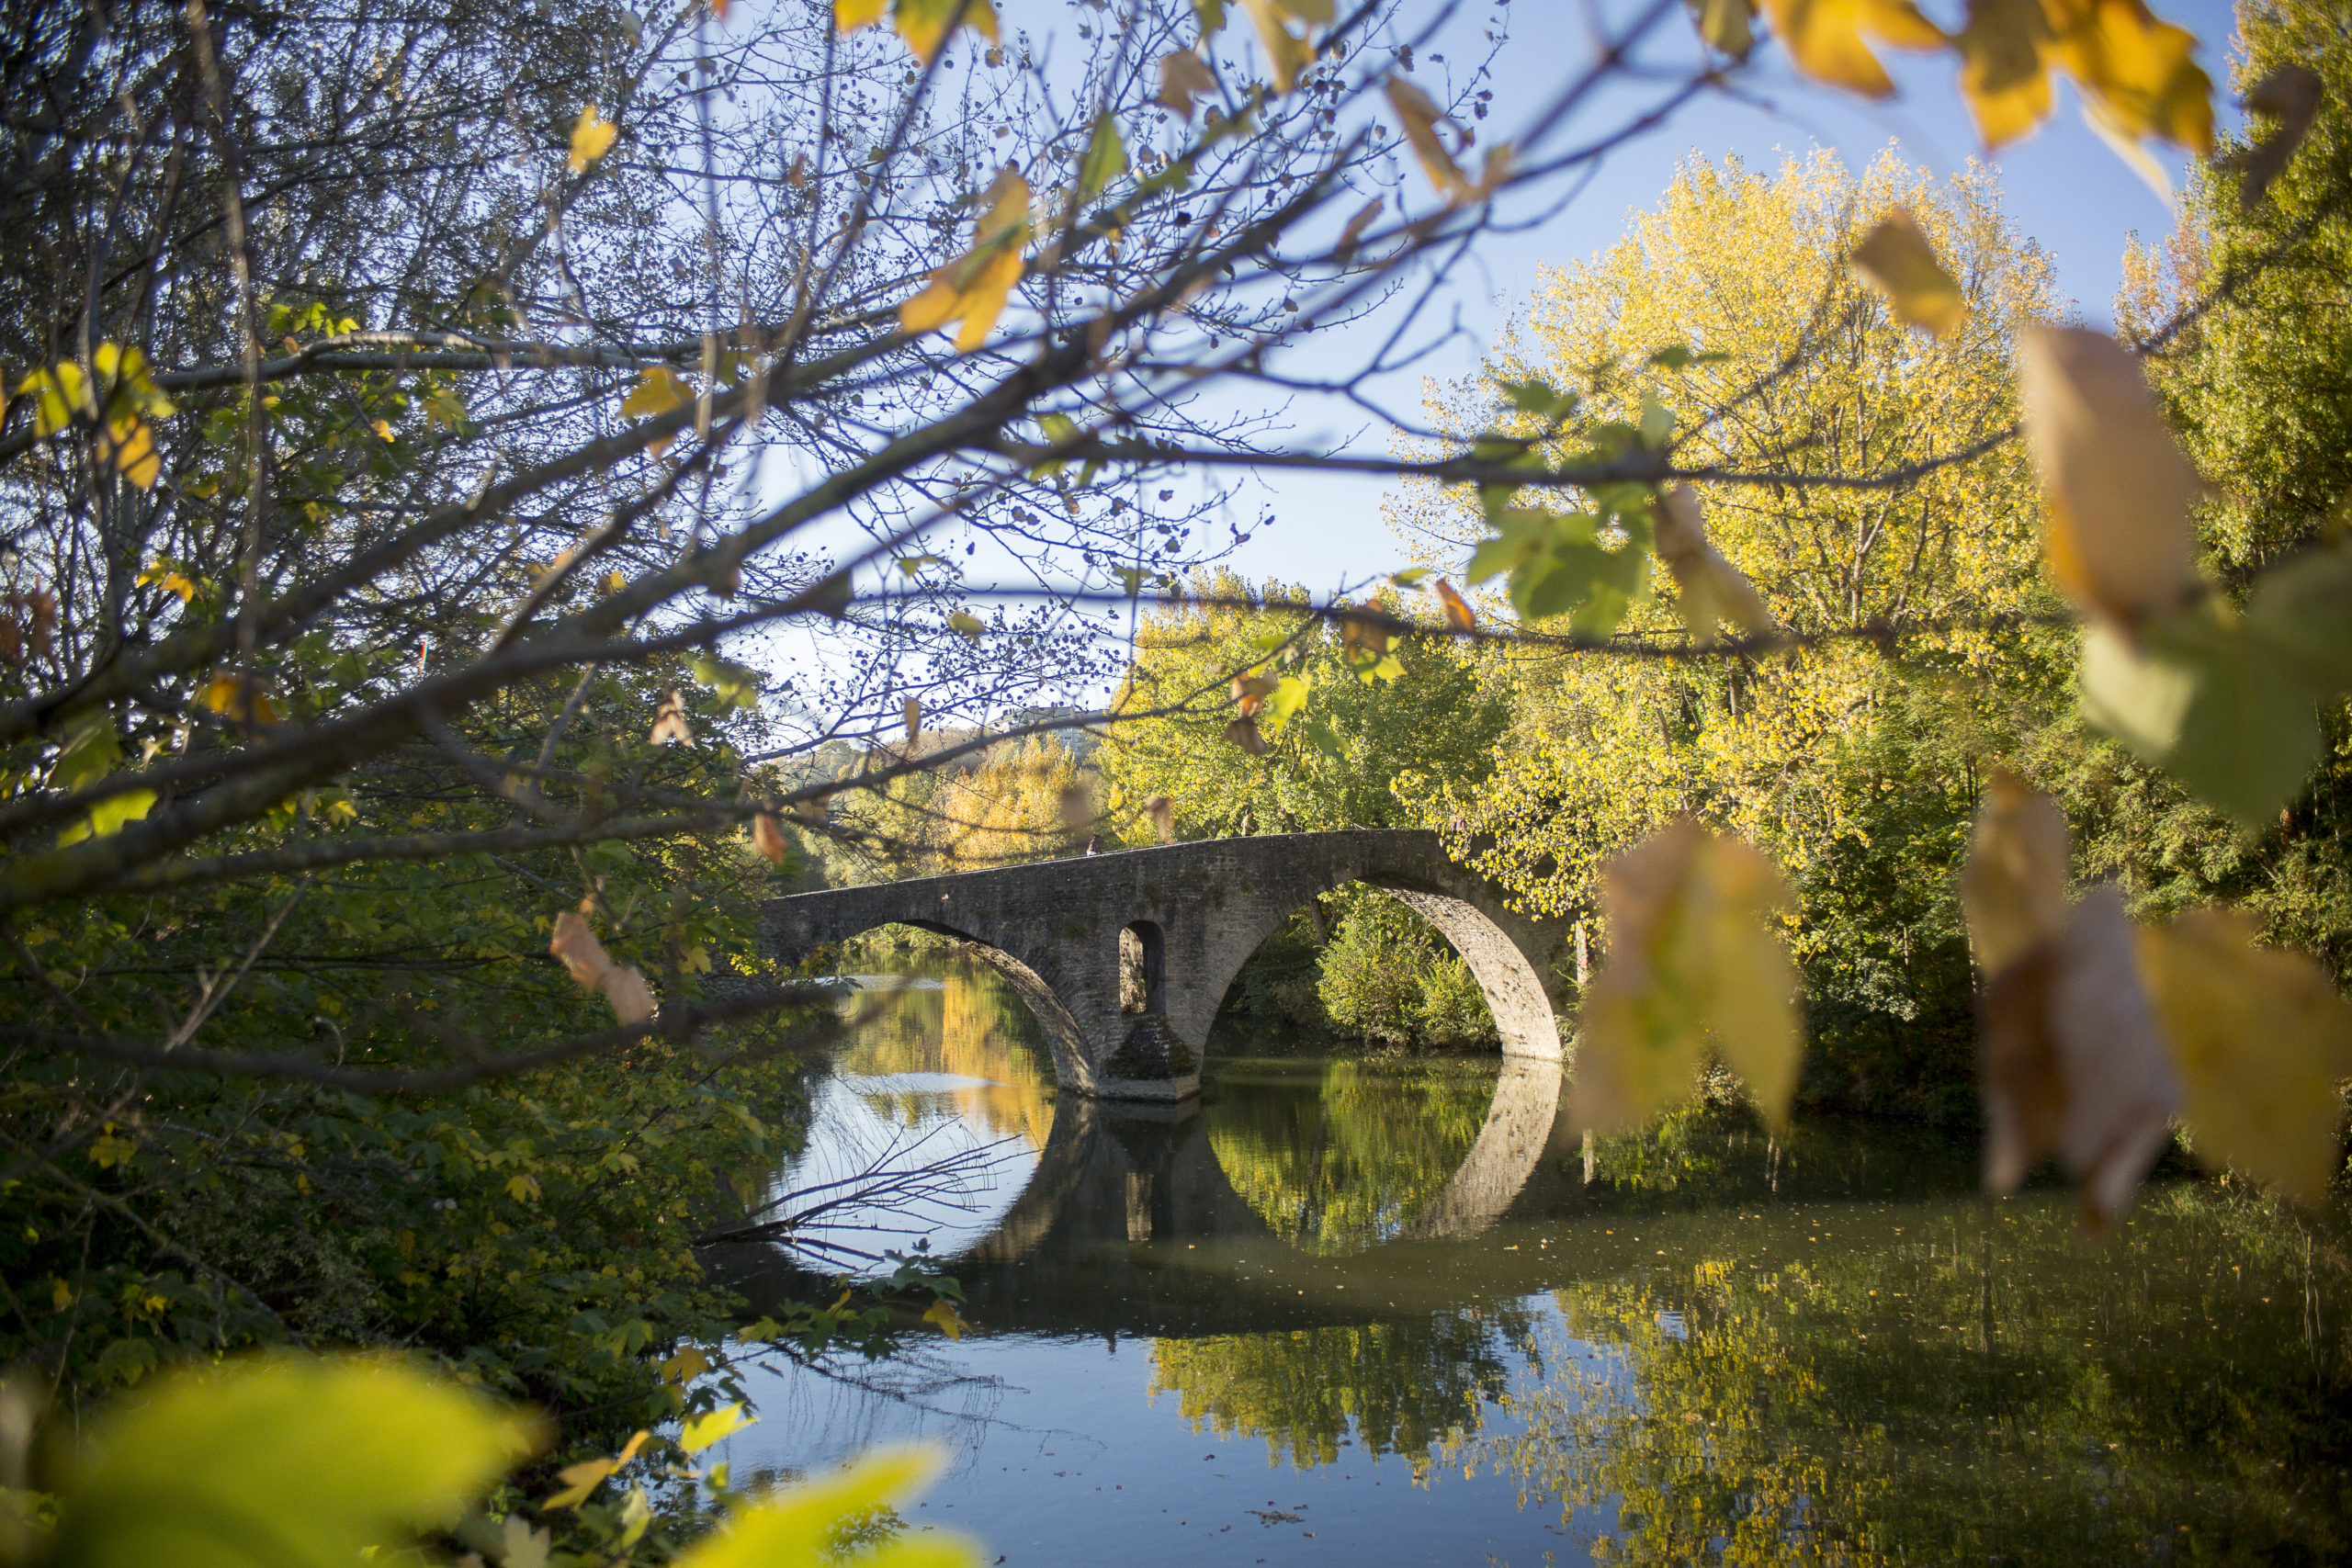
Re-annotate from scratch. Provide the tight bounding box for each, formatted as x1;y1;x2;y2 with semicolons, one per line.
699;957;2352;1567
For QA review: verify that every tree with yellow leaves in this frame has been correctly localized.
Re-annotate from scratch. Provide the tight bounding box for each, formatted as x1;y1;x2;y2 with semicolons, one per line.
1390;152;2064;1113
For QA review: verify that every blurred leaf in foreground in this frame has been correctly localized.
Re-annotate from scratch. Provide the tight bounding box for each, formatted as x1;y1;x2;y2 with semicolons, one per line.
1575;819;1799;1134
2135;908;2352;1206
48;1353;541;1568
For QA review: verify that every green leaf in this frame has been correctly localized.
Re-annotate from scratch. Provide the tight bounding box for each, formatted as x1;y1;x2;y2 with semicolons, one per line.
1496;378;1578;423
2079;615;2325;829
2244;544;2352;693
57;787;156;847
1645;344;1730;371
1193;0;1226;33
50;710;119;792
687;653;763;709
1388;567;1430;587
946;610;986;640
673;1445;976;1568
1031;412;1079;479
680;1403;757;1455
1263;672;1312;728
51;1352;542;1568
1077;113;1127;203
895;555;946;579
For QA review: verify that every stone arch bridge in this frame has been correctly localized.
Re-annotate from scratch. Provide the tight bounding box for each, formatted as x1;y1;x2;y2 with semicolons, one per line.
762;829;1570;1101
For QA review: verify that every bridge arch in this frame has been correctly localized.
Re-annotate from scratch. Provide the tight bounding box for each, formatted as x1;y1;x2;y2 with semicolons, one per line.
763;829;1570;1102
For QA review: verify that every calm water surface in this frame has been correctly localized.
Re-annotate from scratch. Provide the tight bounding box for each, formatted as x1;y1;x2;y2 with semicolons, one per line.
701;959;2352;1566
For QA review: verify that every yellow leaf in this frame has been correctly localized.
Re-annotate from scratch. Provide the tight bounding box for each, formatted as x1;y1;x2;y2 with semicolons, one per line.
1959;768;2071;975
371;418;397;441
903;694;922;740
199;672;278;725
620;366;691;420
1385;78;1466;198
947;609;986;639
922;1298;967;1339
1155;50;1219;120
1850;207;1966;335
899;169;1029;353
1238;0;1316;91
835;0;888;32
1650;485;1775;643
1574;820;1801;1133
1755;0;1945;99
569;105;618;174
680;1402;756;1452
2135;908;2352;1206
669;1446;977;1568
2044;0;2211;155
2018;326;2201;626
69;1356;543;1563
888;0;999;62
1954;0;2055;146
504;1173;542;1202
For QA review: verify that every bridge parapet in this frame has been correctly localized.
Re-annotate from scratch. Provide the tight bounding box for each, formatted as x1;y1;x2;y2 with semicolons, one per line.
761;829;1569;1101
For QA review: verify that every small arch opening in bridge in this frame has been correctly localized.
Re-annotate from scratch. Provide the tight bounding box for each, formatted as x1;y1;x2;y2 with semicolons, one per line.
1120;920;1165;1015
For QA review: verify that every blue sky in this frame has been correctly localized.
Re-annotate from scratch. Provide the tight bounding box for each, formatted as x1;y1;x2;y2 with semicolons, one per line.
1216;0;2245;595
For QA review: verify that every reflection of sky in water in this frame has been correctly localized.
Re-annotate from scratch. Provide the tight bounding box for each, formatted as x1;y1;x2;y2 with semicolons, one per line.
767;1071;1041;1276
711;1297;1629;1568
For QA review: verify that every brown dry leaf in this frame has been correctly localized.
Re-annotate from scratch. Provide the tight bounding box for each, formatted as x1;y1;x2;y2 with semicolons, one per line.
569;106;618;174
1335;197;1383;259
1155;50;1219;120
620;367;690;420
1755;0;1945;100
1225;716;1268;755
601;965;657;1025
1574;820;1801;1134
1336;607;1395;662
791;791;830;824
1058;782;1094;835
1650;485;1775;643
752;811;788;867
902;694;922;740
2220;63;2324;209
900;168;1030;353
1959;768;2071;975
2018;326;2202;628
1230;672;1279;716
549;910;614;989
1385;79;1465;197
1850;208;1966;336
1690;0;1754;57
1979;885;2181;1232
1433;577;1476;633
649;690;694;747
1147;795;1176;842
2135;908;2352;1206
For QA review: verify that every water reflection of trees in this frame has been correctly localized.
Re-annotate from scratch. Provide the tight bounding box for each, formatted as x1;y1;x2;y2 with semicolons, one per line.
1205;1061;1497;1254
834;958;1056;1150
1148;1303;1541;1469
1460;1184;2352;1563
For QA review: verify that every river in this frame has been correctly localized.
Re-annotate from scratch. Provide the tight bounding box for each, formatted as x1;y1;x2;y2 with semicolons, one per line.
699;955;2352;1565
